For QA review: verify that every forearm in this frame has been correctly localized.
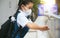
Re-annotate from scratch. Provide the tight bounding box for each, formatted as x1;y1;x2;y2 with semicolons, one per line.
26;22;49;31
26;22;42;30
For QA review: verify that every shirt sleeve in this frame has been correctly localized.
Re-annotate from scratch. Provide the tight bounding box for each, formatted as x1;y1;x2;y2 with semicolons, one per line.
17;13;31;27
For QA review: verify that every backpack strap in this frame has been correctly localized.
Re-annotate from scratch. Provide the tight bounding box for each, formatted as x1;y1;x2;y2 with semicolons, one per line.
13;26;22;38
12;9;23;38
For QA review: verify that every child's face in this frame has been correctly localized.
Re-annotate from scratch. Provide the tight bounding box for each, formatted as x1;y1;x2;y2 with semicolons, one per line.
21;2;33;11
25;2;33;9
23;2;33;15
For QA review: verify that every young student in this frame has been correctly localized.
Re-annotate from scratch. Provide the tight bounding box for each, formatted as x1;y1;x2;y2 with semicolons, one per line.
12;0;49;38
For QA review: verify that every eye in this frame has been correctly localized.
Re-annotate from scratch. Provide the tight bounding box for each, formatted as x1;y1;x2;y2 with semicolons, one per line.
29;7;32;9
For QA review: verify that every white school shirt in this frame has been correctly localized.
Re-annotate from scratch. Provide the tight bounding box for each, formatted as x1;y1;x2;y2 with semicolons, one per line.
17;10;32;28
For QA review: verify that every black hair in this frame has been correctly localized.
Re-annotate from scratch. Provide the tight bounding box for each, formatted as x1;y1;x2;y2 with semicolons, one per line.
18;0;33;8
14;0;33;16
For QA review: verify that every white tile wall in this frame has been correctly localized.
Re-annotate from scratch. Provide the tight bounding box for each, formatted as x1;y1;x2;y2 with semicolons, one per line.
0;0;18;29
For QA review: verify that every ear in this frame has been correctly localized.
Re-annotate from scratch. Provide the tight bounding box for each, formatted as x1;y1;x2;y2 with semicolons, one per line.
20;4;24;9
21;4;25;7
20;4;25;11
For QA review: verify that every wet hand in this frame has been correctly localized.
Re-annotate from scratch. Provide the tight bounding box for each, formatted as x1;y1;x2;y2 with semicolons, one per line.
40;25;49;31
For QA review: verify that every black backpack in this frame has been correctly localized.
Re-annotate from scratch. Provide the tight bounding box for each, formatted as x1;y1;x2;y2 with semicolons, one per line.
0;9;30;38
0;9;21;38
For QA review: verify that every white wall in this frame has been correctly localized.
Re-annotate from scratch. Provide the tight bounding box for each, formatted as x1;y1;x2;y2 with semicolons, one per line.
0;0;18;29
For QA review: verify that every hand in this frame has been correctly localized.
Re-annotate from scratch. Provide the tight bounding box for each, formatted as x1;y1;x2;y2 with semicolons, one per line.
40;25;49;31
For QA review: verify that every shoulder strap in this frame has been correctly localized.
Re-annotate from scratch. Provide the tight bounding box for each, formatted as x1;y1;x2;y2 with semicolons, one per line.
13;26;22;38
13;9;23;38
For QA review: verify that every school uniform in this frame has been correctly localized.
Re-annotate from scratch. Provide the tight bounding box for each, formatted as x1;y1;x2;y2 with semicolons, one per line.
12;9;32;38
